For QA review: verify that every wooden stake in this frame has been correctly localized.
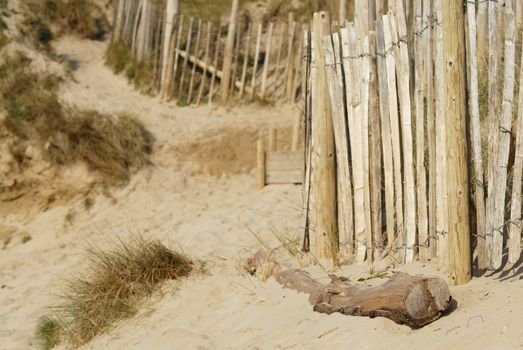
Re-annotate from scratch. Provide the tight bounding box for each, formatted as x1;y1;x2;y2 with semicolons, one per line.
376;19;396;257
391;4;417;263
302;28;313;252
196;21;212;105
488;0;517;269
260;22;274;99
273;22;286;96
221;0;240;103
383;14;404;260
424;0;436;259
187;19;202;104
368;31;382;260
485;0;500;269
414;0;428;262
209;27;223;106
339;0;347;23
160;0;178;95
443;0;471;285
268;128;277;152
169;14;184;98
257;139;266;189
239;23;252;98
477;0;489;59
323;31;354;259
230;22;242;97
311;11;338;263
433;0;449;269
284;20;297;101
291;24;305;103
250;23;263;100
114;0;126;41
178;17;194;98
508;48;523;263
466;0;487;270
355;0;369;34
341;24;368;262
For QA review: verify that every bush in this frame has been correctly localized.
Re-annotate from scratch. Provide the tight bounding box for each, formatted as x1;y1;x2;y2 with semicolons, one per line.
0;52;153;184
37;237;192;347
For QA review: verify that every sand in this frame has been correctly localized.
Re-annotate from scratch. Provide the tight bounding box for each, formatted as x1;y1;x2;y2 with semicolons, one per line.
0;37;522;350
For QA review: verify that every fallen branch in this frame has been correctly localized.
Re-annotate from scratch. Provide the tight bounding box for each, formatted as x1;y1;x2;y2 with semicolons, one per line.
248;250;452;328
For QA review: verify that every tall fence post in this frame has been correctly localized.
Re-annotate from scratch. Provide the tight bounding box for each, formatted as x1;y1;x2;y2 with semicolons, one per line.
221;0;240;103
311;12;338;264
443;0;471;285
160;0;178;96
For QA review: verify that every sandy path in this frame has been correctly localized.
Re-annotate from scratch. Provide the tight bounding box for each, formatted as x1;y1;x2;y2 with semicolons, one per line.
1;38;522;350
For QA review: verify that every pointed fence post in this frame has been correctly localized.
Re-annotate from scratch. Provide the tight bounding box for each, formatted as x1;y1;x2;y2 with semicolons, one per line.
310;12;338;264
221;0;240;103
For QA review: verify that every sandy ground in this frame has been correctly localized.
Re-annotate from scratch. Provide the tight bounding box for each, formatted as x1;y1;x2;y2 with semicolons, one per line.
1;38;522;350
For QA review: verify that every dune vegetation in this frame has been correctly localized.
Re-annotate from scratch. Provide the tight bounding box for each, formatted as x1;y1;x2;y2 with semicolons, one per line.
0;52;154;185
35;237;193;348
20;0;109;48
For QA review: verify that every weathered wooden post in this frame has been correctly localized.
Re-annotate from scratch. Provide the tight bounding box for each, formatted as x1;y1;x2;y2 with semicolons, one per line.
443;0;471;285
113;0;126;41
221;0;240;103
488;0;517;269
477;0;488;59
466;0;487;270
160;0;179;96
311;12;338;264
355;0;369;33
517;1;523;29
339;0;347;23
257;138;266;190
509;55;523;263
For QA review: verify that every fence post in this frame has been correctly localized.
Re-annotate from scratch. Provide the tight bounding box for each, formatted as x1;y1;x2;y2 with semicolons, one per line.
443;0;471;285
339;0;347;23
311;12;338;264
160;0;178;96
489;0;517;269
221;0;240;103
466;0;487;270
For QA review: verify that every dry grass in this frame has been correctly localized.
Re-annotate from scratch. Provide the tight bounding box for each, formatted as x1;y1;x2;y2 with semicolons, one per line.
0;52;154;185
105;40;158;95
35;316;61;350
21;0;109;47
0;8;8;50
36;237;193;348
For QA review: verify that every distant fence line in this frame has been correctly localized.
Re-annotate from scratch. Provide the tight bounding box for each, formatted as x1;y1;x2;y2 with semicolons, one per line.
302;1;522;284
112;0;305;105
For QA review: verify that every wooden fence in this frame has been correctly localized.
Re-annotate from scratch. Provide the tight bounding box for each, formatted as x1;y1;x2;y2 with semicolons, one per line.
302;1;523;283
112;0;305;105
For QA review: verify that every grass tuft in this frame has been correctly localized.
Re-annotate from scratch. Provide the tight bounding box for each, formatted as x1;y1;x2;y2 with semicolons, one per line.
105;40;157;95
35;316;61;350
38;237;192;347
21;0;109;46
22;235;32;243
0;52;154;185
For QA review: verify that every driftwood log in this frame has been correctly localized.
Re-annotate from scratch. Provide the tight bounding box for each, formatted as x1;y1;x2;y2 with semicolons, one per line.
248;250;452;328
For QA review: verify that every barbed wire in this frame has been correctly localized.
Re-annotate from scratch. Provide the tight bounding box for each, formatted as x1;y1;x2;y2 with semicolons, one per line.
464;0;499;6
302;215;521;253
302;12;442;66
